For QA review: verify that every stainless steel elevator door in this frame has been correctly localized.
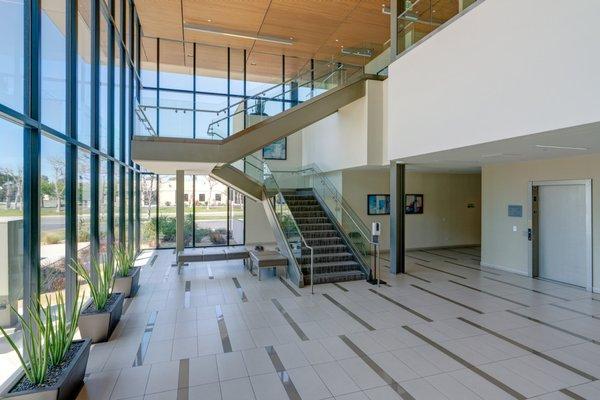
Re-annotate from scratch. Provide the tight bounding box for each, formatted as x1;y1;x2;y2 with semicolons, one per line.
537;184;586;287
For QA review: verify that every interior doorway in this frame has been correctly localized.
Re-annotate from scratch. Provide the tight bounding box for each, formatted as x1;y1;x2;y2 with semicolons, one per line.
529;180;592;290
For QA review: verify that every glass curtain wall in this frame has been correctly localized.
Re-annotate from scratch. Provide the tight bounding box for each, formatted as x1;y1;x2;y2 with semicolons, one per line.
0;0;143;387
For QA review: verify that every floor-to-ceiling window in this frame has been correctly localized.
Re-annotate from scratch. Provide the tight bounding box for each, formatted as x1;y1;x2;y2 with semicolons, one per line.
0;0;143;388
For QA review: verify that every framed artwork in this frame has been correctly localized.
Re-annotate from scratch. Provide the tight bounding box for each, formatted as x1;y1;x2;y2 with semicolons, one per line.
405;194;424;214
367;194;390;215
262;137;287;160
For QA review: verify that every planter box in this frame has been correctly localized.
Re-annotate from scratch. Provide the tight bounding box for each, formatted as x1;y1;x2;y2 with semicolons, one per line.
78;293;124;343
112;266;140;298
2;338;91;400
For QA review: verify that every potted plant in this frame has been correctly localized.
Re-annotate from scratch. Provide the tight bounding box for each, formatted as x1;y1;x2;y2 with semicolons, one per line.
0;288;91;399
71;257;124;343
112;245;140;298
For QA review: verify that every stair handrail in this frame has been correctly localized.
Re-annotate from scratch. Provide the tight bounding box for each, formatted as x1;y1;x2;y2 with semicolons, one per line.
206;65;352;137
274;164;380;281
257;159;315;294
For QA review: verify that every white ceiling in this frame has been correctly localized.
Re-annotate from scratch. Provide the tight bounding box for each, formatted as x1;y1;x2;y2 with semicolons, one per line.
398;121;600;173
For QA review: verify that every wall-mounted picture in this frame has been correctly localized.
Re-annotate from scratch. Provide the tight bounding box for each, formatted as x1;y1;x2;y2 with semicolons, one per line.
262;137;287;160
367;194;390;215
405;194;424;214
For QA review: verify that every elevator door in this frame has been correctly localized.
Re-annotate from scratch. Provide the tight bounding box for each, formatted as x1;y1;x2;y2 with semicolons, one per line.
536;184;587;287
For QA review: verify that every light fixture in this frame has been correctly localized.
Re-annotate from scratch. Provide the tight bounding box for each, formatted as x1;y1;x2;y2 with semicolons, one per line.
184;22;293;45
207;19;212;22
535;144;589;151
480;153;520;158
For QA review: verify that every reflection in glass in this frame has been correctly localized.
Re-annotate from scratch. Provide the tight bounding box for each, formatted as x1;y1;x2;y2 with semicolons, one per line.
0;0;24;113
41;0;66;132
140;174;156;249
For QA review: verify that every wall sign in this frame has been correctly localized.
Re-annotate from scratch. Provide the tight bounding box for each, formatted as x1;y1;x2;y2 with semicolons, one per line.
508;204;523;217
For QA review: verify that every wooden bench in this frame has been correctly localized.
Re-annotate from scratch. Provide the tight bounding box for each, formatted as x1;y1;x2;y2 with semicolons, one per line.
249;250;288;281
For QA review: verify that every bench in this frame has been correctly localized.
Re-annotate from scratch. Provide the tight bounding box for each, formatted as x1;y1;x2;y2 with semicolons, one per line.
177;246;250;265
249;250;288;281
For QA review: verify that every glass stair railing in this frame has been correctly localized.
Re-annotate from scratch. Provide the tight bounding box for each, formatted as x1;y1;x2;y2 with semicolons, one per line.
134;62;363;140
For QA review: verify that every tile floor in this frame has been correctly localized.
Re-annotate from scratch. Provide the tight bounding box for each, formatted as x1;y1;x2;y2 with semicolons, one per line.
77;247;600;400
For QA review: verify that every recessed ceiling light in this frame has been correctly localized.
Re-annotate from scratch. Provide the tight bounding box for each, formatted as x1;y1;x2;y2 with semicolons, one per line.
335;39;339;42
480;153;521;158
535;144;588;151
250;61;256;65
207;19;212;22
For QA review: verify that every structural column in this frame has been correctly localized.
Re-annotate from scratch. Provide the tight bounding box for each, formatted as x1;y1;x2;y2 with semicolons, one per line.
390;162;406;274
175;170;185;262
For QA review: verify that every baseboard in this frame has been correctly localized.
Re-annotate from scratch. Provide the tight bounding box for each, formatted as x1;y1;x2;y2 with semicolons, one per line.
593;286;600;294
480;261;528;276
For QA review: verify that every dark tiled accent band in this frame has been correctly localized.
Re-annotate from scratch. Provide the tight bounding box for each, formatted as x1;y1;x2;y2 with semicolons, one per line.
446;248;481;258
414;262;467;280
184;280;191;308
419;250;458;261
549;303;600;320
402;326;526;400
322;293;375;331
215;305;232;353
271;298;309;341
232;277;248;302
149;254;158;267
444;260;501;276
368;289;433;322
406;254;431;263
458;317;597;381
405;272;431;283
484;276;570;301
333;282;348;292
506;310;600;346
207;265;214;279
265;346;302;400
448;280;530;308
176;358;190;400
279;276;301;297
132;310;158;367
410;284;484;314
559;388;587;400
339;335;416;400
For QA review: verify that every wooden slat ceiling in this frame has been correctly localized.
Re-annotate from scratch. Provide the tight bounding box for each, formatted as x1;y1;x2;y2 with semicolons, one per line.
135;0;390;80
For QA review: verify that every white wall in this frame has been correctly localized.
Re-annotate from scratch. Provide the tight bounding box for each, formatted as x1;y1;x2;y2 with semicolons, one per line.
302;80;386;172
387;0;600;161
341;169;481;252
482;153;600;291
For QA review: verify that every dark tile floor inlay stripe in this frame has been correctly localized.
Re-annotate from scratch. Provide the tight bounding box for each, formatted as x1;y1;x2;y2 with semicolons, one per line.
176;358;189;400
405;272;431;283
207;265;214;279
149;254;158;267
448;280;530;307
271;298;308;341
507;310;600;345
132;311;158;367
559;388;587;400
484;276;571;301
406;254;431;263
458;317;597;381
333;282;348;292
265;346;302;400
402;326;526;400
410;284;484;314
184;280;191;308
339;335;416;400
279;276;301;297
322;293;375;331
368;289;433;322
444;260;501;276
446;248;481;258
419;249;458;260
549;303;600;320
232;277;248;302
215;304;232;353
414;262;467;279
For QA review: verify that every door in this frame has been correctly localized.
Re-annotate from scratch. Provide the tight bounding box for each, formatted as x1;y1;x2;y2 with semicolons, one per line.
536;183;587;287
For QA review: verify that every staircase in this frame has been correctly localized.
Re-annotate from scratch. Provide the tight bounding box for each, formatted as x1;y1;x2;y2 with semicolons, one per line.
283;190;367;285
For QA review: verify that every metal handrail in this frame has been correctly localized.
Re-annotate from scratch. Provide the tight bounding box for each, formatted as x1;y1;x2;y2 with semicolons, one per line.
258;159;315;294
206;66;348;134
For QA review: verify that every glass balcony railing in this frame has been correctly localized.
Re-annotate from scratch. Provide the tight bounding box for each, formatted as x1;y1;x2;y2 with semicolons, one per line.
395;0;479;57
134;62;363;140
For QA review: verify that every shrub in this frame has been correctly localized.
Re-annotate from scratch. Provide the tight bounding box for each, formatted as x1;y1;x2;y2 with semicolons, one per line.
42;233;62;245
114;245;135;277
70;256;115;311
